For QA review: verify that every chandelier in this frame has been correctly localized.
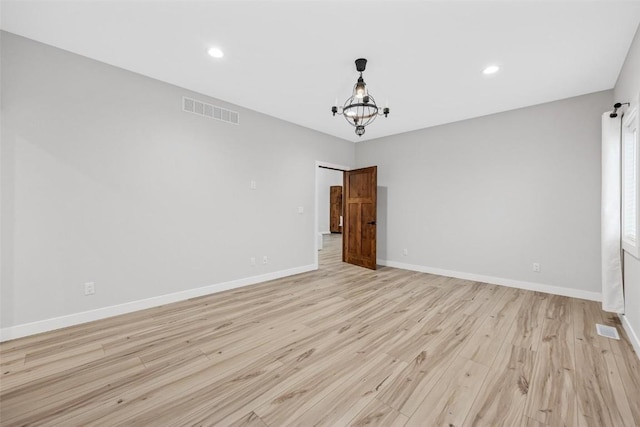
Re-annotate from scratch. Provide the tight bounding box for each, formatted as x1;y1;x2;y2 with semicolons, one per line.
331;58;390;137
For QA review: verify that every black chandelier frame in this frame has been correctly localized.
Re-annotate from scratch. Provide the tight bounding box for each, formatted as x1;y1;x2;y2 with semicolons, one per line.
331;58;389;137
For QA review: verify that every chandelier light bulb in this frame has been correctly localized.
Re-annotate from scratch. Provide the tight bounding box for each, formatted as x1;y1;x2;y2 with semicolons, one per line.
355;77;366;99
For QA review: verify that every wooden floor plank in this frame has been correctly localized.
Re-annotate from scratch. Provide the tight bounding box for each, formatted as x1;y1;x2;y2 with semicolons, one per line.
505;291;548;352
405;355;489;427
26;350;211;426
106;356;285;426
613;350;640;426
1;355;146;425
348;398;409;427
252;352;385;426
290;353;407;426
572;299;614;351
462;343;536;426
546;294;573;324
205;324;391;426
228;411;268;427
1;344;105;393
378;313;480;416
524;317;577;426
458;287;524;366
575;340;635;427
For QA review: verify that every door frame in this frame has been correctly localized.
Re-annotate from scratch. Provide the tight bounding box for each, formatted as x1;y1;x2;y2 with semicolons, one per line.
314;160;351;269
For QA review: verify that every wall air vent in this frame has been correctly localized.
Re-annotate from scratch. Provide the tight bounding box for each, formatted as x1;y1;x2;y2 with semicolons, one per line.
182;96;239;125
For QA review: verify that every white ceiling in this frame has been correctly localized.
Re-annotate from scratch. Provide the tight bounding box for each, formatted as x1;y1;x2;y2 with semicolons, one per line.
2;1;640;142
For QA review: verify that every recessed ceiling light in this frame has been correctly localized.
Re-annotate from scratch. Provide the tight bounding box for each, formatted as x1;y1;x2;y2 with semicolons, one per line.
483;65;500;75
208;47;224;59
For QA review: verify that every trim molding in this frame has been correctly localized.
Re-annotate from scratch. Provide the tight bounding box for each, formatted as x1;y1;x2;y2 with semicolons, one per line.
620;313;640;360
377;259;602;301
0;264;316;342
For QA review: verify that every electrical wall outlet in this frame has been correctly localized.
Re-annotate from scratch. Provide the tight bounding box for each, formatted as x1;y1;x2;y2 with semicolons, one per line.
84;282;95;296
250;257;256;266
250;180;257;190
403;248;408;256
263;256;268;264
533;263;541;273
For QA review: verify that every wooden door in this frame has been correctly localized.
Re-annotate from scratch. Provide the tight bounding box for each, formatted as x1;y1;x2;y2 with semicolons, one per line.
329;186;343;233
343;166;377;270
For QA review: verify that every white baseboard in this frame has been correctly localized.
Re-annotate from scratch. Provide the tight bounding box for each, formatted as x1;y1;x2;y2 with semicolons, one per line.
0;264;317;342
620;314;640;360
377;259;602;302
2;260;607;343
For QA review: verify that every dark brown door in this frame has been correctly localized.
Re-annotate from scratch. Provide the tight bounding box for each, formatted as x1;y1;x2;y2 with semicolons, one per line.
329;186;343;233
343;166;377;270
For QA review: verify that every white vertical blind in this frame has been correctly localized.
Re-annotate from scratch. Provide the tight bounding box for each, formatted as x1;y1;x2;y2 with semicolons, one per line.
622;102;639;261
623;128;637;244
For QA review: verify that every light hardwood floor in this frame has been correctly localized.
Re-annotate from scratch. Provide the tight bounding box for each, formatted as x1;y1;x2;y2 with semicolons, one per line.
1;234;639;426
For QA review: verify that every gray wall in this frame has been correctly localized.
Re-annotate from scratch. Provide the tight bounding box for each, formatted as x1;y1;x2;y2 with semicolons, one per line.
614;24;640;350
356;90;612;296
317;168;343;233
0;32;355;328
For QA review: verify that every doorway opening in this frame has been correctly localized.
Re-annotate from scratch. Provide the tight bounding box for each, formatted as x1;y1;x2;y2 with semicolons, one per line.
315;162;348;270
314;162;378;271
